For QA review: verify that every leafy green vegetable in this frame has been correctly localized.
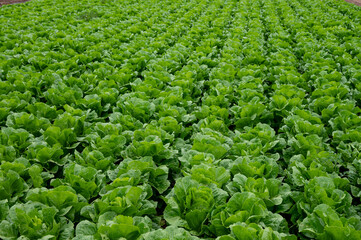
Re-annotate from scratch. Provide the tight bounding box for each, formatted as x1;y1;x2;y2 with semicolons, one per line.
1;0;361;238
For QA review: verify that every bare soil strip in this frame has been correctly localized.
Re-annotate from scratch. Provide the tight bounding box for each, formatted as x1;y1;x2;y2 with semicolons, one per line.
344;0;361;6
0;0;29;6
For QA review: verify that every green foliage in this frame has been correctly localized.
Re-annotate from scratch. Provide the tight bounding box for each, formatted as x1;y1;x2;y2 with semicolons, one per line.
1;0;361;238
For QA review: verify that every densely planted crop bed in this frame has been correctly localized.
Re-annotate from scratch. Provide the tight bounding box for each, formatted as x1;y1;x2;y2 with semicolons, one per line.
1;0;361;239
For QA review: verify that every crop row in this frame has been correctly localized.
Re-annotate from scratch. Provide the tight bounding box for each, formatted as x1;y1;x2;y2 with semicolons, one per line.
1;0;361;239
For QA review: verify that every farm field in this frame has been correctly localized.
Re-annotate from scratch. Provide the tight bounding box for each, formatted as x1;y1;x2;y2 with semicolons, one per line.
1;0;361;239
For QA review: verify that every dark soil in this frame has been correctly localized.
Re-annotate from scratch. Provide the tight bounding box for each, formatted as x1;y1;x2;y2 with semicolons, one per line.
0;0;29;6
